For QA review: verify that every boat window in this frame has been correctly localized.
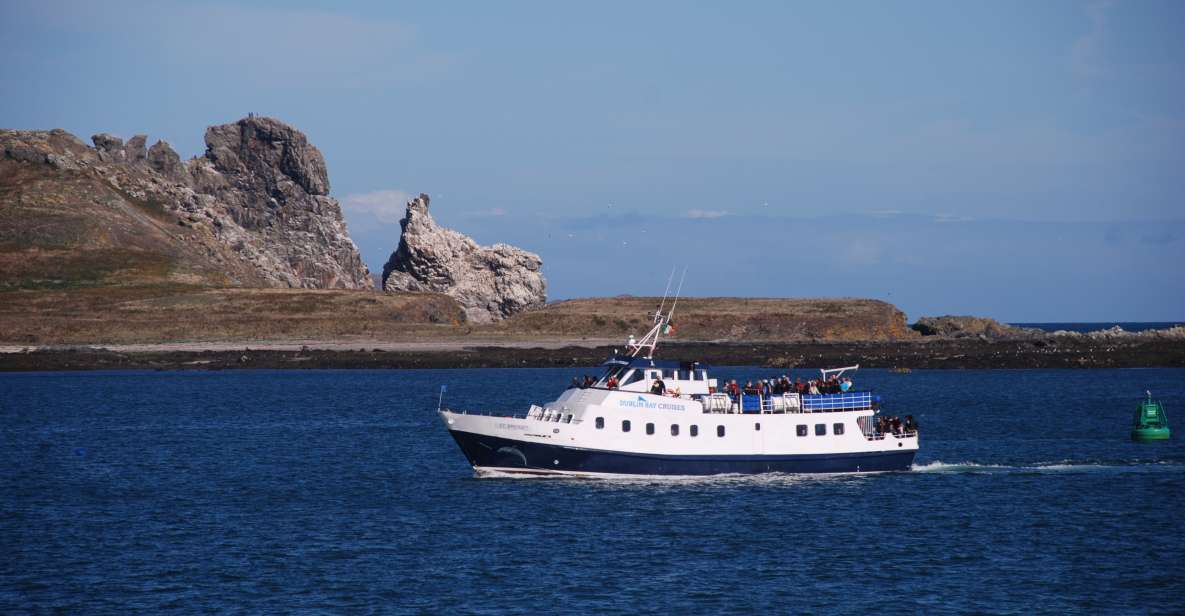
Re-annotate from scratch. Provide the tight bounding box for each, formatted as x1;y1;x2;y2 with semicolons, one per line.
755;423;761;431
670;424;679;436
833;423;844;435
622;420;631;433
650;371;660;380
815;423;826;436
646;423;655;435
564;414;573;424
595;417;604;429
717;425;725;437
664;369;676;379
693;371;703;381
796;424;808;437
700;370;708;380
622;370;645;386
678;370;689;381
690;425;699;437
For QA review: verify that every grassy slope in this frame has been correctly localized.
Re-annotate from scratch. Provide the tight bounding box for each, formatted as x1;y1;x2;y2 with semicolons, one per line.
0;291;914;346
0;287;464;345
491;296;914;341
0;159;262;290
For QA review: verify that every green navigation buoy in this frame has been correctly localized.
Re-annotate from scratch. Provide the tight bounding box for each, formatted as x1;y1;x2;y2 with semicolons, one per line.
1132;391;1171;442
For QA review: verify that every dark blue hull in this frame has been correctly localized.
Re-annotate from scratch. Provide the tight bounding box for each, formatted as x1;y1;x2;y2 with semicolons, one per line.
447;430;916;476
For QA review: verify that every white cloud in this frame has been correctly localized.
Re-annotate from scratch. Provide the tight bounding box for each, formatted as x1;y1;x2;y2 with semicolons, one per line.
684;209;730;219
341;189;414;224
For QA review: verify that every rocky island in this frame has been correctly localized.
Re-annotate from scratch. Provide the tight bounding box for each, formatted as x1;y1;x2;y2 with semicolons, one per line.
1;116;1182;371
381;193;546;323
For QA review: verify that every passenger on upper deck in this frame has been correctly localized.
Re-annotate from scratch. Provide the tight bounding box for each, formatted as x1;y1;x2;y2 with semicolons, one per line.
743;380;757;395
606;375;619;389
728;380;740;398
650;378;667;395
820;375;839;394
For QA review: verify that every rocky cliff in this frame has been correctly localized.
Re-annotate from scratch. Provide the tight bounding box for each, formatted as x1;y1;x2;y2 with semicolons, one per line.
0;117;372;290
381;194;546;323
911;316;1040;339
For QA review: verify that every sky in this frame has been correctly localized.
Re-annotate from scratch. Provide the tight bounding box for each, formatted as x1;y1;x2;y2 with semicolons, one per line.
2;0;1183;321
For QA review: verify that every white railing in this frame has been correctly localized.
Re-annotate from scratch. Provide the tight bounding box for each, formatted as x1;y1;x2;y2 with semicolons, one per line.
801;392;873;412
699;392;875;415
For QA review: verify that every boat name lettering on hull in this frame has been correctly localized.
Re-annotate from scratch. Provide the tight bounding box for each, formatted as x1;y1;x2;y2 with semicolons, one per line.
619;396;685;411
496;423;528;431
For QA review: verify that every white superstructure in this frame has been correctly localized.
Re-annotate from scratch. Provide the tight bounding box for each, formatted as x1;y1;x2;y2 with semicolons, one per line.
439;300;919;476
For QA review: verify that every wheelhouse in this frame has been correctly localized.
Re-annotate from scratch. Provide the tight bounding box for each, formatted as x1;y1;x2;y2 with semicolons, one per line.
592;356;715;395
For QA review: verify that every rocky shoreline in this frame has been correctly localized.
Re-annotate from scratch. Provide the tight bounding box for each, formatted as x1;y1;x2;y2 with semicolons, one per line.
2;337;1182;371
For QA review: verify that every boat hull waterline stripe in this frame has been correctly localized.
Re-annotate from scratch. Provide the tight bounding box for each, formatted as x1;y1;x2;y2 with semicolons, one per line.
448;429;916;476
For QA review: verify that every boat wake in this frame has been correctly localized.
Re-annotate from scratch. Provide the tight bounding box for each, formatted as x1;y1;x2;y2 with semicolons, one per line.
472;458;1183;483
912;458;1184;475
472;467;889;486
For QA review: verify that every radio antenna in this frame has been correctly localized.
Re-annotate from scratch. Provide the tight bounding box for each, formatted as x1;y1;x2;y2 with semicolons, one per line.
667;267;687;321
655;266;676;322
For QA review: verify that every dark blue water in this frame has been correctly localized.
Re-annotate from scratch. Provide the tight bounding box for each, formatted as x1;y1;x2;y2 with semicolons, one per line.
3;368;1185;614
1012;322;1183;333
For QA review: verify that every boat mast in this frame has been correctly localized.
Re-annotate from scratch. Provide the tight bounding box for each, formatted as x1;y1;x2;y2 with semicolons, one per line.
625;268;685;359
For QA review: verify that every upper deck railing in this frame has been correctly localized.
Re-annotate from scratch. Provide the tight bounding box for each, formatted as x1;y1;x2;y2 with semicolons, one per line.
699;391;879;414
801;392;875;412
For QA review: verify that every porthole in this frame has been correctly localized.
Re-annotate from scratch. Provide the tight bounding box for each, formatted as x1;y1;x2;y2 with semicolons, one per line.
622;420;631;433
690;425;699;437
815;423;826;436
670;424;679;436
595;417;604;429
796;424;808;437
833;423;845;435
717;425;726;437
646;423;655;435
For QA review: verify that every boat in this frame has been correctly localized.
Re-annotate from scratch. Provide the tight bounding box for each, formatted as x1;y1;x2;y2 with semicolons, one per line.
1131;391;1171;442
437;300;920;477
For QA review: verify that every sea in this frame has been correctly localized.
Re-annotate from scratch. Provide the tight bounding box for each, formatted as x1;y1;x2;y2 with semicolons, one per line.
3;367;1184;614
1011;322;1183;333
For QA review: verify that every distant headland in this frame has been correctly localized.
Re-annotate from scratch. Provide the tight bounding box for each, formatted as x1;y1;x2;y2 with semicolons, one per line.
2;117;1182;370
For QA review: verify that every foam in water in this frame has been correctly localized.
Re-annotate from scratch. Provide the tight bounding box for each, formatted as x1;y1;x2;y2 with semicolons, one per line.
913;459;1182;474
472;468;868;487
